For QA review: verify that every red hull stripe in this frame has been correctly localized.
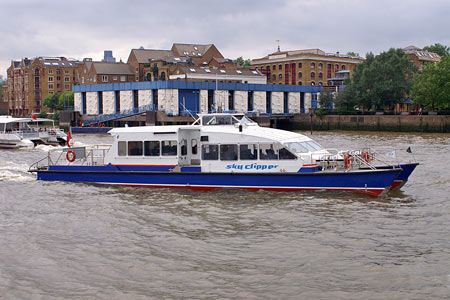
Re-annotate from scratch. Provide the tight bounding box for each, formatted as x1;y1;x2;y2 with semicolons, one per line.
99;182;387;197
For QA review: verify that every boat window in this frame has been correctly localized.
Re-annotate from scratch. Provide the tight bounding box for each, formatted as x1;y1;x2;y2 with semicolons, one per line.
181;139;187;156
220;144;238;161
202;115;232;125
128;141;143;156
239;144;258;160
259;144;278;160
285;142;309;153
161;140;177;156
305;141;323;151
118;141;127;156
202;144;218;160
279;148;297;160
191;139;198;155
144;141;160;156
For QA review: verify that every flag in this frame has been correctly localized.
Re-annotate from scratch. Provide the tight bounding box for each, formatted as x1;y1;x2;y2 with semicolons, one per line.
31;113;37;120
67;127;72;148
386;151;396;158
406;146;412;153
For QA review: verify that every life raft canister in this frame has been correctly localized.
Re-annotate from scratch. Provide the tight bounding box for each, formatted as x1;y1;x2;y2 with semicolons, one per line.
66;150;76;162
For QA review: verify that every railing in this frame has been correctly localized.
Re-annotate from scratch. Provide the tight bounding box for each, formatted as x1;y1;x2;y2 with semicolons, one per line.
29;145;112;171
82;104;156;126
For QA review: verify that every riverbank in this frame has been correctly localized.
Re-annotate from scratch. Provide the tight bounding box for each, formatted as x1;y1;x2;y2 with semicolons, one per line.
288;114;450;133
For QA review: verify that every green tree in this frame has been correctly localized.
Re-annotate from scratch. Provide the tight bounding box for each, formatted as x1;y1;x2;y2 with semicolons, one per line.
318;90;334;109
410;55;450;110
235;56;252;69
43;92;61;112
423;43;450;57
346;51;360;57
341;49;417;111
58;91;74;109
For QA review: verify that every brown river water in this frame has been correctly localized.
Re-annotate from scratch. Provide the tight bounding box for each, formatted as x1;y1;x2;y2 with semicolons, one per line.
0;131;449;299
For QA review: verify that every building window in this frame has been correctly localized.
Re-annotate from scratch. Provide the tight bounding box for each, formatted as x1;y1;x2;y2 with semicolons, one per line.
298;62;302;68
311;81;315;86
48;83;54;89
311;72;315;79
279;74;282;79
64;77;70;82
48;76;54;82
64;84;70;90
318;72;323;79
298;81;302;85
48;69;53;74
136;67;139;72
81;77;85;84
113;75;117;80
318;63;323;69
56;69;61;75
310;62;315;69
272;74;276;80
65;70;69;74
298;72;302;79
34;68;40;75
278;64;282;70
272;65;276;70
318;82;323;86
341;65;346;70
56;76;61;81
102;75;108;82
121;76;126;81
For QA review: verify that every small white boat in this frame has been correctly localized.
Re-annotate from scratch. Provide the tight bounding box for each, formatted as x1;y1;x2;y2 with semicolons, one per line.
0;116;67;149
29;113;417;197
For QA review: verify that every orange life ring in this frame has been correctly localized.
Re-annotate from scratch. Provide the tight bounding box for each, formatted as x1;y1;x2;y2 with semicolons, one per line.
101;123;105;127
363;151;370;163
89;123;93;127
66;150;76;162
344;154;351;169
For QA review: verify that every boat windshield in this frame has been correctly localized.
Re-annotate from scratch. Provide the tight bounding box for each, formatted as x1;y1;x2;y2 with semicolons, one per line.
201;114;255;126
285;140;324;153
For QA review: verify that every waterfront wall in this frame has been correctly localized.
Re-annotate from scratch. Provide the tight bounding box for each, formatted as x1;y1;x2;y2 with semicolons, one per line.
290;114;450;133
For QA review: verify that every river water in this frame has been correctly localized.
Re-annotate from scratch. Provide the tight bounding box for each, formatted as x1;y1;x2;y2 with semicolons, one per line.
0;131;449;299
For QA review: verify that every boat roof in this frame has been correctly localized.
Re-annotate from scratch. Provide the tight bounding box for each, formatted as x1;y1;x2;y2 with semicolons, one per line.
0;116;55;124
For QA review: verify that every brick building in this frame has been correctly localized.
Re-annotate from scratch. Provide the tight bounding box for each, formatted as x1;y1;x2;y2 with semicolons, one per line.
5;57;83;116
251;49;364;86
80;61;134;85
403;46;441;71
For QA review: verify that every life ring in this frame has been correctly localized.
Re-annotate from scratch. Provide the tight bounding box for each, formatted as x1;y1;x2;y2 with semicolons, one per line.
363;151;370;163
344;154;351;169
101;123;105;127
66;150;76;162
89;123;93;127
50;130;55;135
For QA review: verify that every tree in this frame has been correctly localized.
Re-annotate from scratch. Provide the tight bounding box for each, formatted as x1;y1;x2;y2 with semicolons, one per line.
411;55;450;110
318;91;334;109
43;92;61;112
423;43;450;57
58;91;74;109
346;51;360;57
341;49;417;110
235;56;252;69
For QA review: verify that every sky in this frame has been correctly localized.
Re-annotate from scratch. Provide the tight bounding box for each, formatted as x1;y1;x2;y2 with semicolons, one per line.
1;0;449;79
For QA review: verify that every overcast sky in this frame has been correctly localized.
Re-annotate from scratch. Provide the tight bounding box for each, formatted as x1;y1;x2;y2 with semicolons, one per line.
1;0;449;79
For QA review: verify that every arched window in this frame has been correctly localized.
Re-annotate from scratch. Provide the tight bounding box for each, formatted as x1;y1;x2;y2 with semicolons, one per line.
160;72;166;80
311;81;315;86
318;63;323;69
311;72;315;79
341;65;346;70
272;65;276;70
278;64;282;70
146;73;152;81
298;81;302;85
279;74;283;79
318;72;323;79
34;68;40;75
298;72;302;78
310;62;315;68
272;74;276;80
318;82;323;86
298;62;302;68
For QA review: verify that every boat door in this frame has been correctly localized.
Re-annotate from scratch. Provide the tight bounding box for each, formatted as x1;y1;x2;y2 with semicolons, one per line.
178;128;201;166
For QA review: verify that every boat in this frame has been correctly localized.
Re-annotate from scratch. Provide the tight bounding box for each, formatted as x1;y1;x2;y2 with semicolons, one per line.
0;116;68;149
28;113;415;197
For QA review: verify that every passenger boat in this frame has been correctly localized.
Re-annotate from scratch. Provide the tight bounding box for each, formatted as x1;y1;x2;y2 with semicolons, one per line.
28;113;416;197
0;116;67;149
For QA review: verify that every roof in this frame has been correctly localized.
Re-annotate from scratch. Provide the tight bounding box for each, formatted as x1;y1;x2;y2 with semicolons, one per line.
129;49;173;63
92;62;133;75
403;46;441;62
171;43;216;58
39;57;80;67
